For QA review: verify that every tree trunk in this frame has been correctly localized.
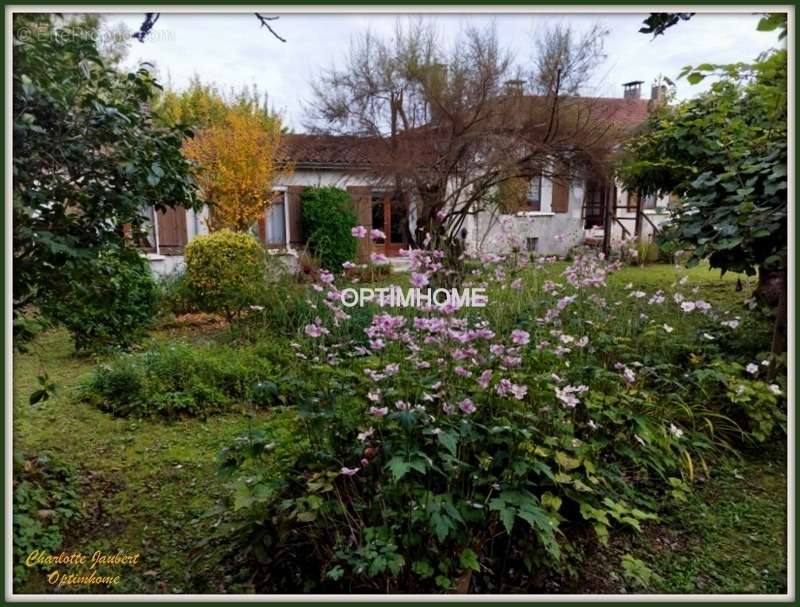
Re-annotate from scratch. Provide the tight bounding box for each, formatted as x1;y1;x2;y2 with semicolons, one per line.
755;265;783;307
768;267;787;375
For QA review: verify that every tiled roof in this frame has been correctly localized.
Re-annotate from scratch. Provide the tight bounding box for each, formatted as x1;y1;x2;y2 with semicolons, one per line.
495;95;651;130
584;97;651;127
282;96;651;168
280;133;384;168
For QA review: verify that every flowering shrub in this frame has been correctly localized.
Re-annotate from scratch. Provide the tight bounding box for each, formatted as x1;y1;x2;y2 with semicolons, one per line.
214;248;785;591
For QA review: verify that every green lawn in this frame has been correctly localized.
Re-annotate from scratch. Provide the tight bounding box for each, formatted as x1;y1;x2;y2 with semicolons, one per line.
14;330;297;593
12;263;785;594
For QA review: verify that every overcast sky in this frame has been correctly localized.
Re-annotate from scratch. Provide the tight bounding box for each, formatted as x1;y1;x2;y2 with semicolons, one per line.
107;11;782;131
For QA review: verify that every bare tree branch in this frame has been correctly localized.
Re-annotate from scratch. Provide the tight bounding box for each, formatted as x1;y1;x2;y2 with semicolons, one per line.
306;20;615;263
255;13;287;43
132;12;287;44
132;13;159;43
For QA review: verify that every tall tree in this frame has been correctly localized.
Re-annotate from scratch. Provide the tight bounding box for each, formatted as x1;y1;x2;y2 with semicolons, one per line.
308;21;616;267
619;14;787;353
154;77;278;131
13;13;198;345
183;109;290;232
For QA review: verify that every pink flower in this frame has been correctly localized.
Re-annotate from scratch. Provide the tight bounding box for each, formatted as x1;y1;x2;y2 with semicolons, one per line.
477;370;492;389
510;278;523;290
555;384;588;408
371;228;386;240
351;225;368;238
340;466;360;476
510;383;528;400
680;301;696;313
304;323;329;338
369;406;388;417
458;398;476;414
410;272;429;287
622;367;636;383
746;363;759;375
510;329;530;346
495;378;513;396
370;253;390;265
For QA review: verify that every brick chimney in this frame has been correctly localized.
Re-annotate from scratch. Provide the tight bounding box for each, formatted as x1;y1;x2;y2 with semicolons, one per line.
648;75;674;110
622;80;644;100
427;62;448;123
503;79;525;96
651;83;667;102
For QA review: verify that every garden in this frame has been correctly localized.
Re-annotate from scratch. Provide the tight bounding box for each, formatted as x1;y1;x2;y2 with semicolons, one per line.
14;238;787;593
12;11;788;596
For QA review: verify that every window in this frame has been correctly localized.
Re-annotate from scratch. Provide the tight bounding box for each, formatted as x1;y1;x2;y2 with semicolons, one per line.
527;175;542;211
526;237;539;252
267;193;287;246
643;194;657;210
140;206;157;252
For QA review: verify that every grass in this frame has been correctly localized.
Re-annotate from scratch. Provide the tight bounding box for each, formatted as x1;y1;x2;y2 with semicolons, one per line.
646;443;787;593
13;330;298;593
566;442;787;594
12;262;785;594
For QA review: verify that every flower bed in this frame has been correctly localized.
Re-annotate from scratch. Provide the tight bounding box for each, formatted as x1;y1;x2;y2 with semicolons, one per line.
212;247;785;592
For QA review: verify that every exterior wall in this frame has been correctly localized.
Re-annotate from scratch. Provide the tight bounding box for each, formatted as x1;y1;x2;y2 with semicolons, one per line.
146;252;186;277
144;168;675;275
279;169;381;189
146;205;210;277
276;169;402;262
468;176;585;257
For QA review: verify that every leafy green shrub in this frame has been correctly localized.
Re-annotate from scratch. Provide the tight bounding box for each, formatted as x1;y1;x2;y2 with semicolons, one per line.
184;229;267;321
41;247;159;352
82;341;301;418
13;452;82;586
301;187;357;272
157;271;197;316
211;250;784;592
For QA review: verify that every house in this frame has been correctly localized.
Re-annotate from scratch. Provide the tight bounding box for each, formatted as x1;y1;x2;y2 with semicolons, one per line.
142;134;413;275
141;80;673;275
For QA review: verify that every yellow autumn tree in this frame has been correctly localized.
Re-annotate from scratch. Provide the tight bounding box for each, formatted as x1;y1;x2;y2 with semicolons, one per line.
183;109;291;232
